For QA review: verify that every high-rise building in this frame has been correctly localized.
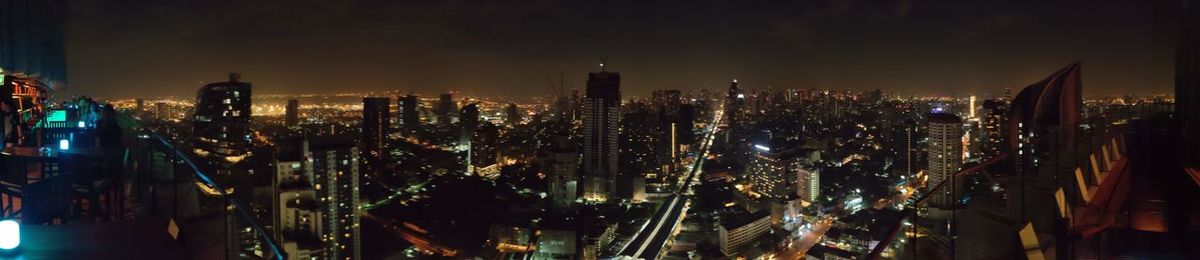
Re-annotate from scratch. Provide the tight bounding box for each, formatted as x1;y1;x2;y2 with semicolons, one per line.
399;95;419;133
927;112;963;207
460;103;480;173
505;103;521;126
980;99;1009;159
192;73;252;193
747;144;790;199
310;136;360;260
361;97;390;177
892;122;916;177
286;99;299;127
436;93;456;125
135;98;145;113
543;131;579;210
582;69;621;202
678;103;696;145
155;102;168;119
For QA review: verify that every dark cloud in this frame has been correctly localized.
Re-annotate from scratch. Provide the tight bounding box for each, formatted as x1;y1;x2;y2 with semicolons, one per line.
64;0;1169;99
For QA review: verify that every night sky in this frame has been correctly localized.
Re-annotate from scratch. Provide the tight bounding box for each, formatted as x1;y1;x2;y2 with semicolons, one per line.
65;0;1173;99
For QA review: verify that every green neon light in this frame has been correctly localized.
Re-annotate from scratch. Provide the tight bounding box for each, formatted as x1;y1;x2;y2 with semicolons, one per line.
46;110;66;122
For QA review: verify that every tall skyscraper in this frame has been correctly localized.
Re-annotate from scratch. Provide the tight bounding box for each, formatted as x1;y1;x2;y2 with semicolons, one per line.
192;73;252;193
135;98;145;113
678;103;696;145
399;95;419;133
582;68;621;202
286;99;299;127
436;93;456;125
980;99;1009;159
460;103;480;173
927;112;963;207
725;79;748;147
361;97;390;177
310;136;360;260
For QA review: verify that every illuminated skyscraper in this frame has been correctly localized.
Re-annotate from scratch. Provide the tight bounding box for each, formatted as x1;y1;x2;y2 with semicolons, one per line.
582;68;620;202
361;97;390;177
310;137;360;260
192;73;252;193
927;112;963;207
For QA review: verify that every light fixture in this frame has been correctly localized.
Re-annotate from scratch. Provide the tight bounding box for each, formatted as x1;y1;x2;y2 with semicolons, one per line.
0;220;20;251
59;139;70;150
77;121;85;128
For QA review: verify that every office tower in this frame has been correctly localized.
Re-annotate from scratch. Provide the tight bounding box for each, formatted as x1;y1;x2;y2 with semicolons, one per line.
747;144;790;199
582;68;621;202
678;103;696;145
969;95;977;119
927;112;963;208
460;103;480;172
725;79;748;149
286;99;299;127
361;97;390;177
460;103;479;145
543;131;579;210
399;95;419;133
892;122;916;177
796;168;819;204
155;102;168;119
310;136;360;260
192;73;252;193
135;98;144;113
980;99;1009;159
505;103;521;126
436;93;456;125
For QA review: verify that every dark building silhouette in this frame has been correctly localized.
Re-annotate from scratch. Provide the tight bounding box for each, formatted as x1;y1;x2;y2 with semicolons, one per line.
361;97;390;177
436;93;456;125
399;95;419;133
505;102;521;126
192;73;252;191
1179;0;1200;165
582;68;620;202
286;99;299;127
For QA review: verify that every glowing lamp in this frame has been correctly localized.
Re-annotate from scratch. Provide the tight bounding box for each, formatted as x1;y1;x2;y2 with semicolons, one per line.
0;220;19;250
77;121;85;128
59;139;70;150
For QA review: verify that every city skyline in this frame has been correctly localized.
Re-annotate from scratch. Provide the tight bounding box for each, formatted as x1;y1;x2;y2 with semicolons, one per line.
3;1;1198;259
64;0;1173;99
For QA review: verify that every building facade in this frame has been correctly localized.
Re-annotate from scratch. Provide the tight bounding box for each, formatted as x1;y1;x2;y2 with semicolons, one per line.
927;112;963;207
582;70;620;202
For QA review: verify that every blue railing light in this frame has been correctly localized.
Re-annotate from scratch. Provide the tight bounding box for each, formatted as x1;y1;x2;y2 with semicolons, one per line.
58;139;70;150
0;219;20;251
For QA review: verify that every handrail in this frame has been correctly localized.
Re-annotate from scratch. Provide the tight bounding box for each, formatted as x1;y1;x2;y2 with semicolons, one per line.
148;133;285;260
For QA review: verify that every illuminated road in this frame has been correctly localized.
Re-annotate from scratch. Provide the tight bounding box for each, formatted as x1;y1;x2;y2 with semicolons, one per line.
616;108;722;260
777;217;833;260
